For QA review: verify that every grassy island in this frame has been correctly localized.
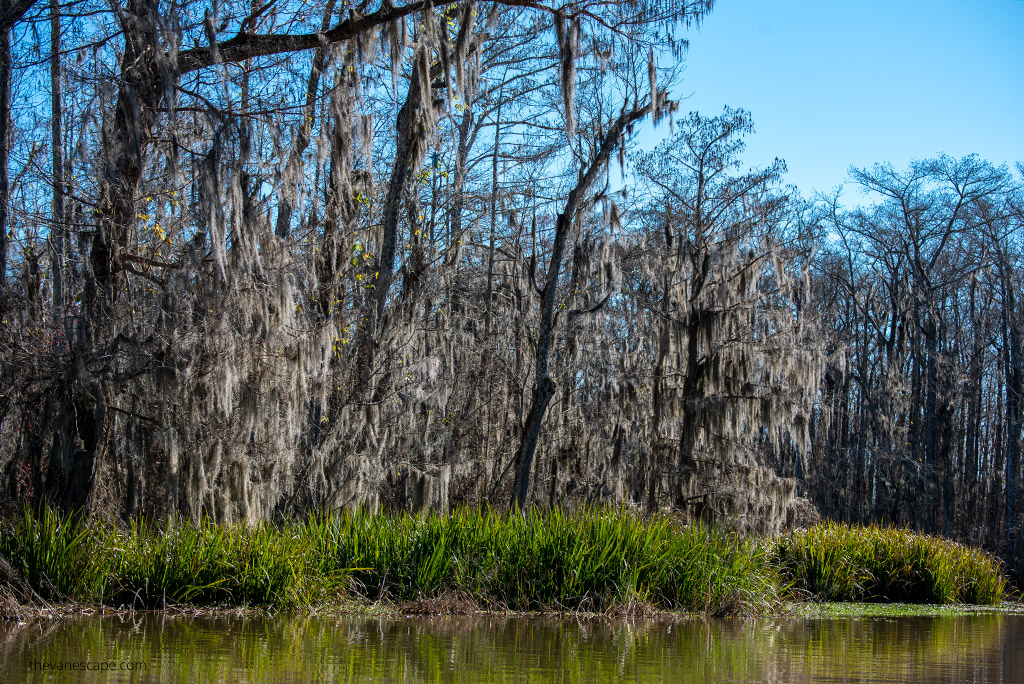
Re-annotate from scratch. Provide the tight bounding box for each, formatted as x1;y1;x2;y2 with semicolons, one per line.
0;508;1011;620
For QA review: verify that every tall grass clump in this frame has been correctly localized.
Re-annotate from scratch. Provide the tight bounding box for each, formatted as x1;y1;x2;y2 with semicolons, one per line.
20;508;1008;614
0;507;109;601
771;521;1007;604
304;507;779;615
0;509;324;608
105;518;315;608
0;506;781;614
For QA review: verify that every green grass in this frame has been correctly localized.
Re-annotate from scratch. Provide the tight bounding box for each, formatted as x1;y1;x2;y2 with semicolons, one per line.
0;507;776;615
771;521;1008;605
307;507;777;614
0;507;108;601
104;517;316;608
1;510;1010;615
0;508;335;609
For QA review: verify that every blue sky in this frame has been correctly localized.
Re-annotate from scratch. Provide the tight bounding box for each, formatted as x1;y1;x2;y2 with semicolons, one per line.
653;0;1024;197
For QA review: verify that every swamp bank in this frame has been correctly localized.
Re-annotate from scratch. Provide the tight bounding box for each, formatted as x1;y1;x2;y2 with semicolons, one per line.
0;508;1013;621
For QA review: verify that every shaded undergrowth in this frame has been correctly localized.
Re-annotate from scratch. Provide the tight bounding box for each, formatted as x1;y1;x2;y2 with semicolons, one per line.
0;507;776;616
771;521;1007;605
0;511;1009;619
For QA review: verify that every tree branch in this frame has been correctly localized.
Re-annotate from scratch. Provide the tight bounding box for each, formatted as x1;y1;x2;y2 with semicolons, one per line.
0;0;36;33
177;0;453;75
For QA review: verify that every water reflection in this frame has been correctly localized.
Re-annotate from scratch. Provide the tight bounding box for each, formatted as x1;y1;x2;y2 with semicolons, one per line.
1;611;1021;683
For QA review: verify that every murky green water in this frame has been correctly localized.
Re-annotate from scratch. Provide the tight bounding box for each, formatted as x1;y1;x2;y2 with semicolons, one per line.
1;611;1021;683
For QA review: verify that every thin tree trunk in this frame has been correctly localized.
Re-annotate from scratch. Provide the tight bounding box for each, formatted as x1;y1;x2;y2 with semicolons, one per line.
647;269;671;513
485;86;503;336
0;0;35;281
1002;264;1021;575
444;96;473;325
963;296;985;540
511;100;653;509
447;105;473;257
274;0;336;239
49;0;65;318
0;2;12;281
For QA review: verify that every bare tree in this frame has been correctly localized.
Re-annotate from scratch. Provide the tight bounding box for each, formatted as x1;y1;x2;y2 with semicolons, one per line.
630;107;824;532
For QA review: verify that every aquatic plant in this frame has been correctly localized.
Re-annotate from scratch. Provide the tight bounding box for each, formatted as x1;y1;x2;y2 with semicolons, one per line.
0;507;108;601
307;506;778;614
2;510;1007;613
0;507;775;614
105;518;315;608
771;521;1008;604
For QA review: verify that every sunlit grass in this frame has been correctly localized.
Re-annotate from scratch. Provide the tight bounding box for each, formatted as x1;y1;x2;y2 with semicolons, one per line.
2;510;1008;613
0;507;776;615
0;507;108;601
104;517;316;608
306;507;778;614
771;521;1008;605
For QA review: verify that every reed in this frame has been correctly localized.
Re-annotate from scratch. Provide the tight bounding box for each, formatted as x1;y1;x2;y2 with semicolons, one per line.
0;507;108;601
771;521;1008;604
105;518;317;608
2;510;1007;613
0;507;776;615
304;507;778;614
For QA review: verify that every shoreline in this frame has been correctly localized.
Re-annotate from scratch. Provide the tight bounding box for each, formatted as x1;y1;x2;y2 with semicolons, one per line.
5;598;1024;624
2;508;1014;622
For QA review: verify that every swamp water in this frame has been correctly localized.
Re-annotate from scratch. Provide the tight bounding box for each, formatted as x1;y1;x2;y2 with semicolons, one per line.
1;612;1022;683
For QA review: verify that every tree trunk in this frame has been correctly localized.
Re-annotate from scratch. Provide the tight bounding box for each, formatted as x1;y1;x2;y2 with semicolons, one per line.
91;0;164;301
375;45;428;326
274;0;336;239
0;3;12;281
484;87;503;336
511;100;653;509
49;0;65;318
1002;268;1021;575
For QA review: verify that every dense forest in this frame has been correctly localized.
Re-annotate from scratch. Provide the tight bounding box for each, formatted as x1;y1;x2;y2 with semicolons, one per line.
0;0;1020;580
